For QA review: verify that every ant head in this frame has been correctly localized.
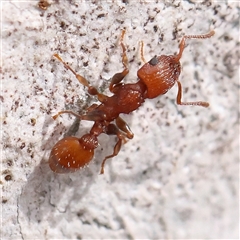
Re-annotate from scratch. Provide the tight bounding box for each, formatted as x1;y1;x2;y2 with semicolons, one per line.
49;136;94;173
137;55;181;99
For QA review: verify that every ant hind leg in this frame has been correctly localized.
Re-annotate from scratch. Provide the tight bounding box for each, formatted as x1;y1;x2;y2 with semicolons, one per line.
100;138;122;174
100;123;128;174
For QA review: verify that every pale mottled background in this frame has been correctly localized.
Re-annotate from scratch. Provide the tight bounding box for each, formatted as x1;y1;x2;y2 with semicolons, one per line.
1;0;239;239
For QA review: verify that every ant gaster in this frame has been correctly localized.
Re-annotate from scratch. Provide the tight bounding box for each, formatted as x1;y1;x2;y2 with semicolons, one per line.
49;29;215;174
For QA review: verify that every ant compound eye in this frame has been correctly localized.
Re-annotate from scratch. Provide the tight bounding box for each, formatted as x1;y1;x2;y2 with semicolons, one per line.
148;56;159;66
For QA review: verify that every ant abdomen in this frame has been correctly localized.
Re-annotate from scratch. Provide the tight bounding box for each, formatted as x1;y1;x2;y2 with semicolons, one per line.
49;136;95;173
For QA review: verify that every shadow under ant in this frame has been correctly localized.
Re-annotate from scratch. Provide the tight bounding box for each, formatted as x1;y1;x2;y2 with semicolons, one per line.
18;153;95;225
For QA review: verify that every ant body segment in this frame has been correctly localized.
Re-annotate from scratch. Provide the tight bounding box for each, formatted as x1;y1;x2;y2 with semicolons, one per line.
49;29;215;174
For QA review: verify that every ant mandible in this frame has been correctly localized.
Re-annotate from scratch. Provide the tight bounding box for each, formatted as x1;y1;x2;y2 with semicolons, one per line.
49;29;215;174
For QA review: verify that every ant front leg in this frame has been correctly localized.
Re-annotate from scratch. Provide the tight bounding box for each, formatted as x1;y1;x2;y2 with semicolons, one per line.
109;30;129;93
53;53;108;103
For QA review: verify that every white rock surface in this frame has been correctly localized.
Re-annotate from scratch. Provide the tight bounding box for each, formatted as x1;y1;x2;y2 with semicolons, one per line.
2;1;239;239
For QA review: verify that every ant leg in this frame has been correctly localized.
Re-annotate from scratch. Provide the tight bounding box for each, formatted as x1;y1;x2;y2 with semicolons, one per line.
100;138;122;174
85;103;98;113
53;53;108;103
176;30;215;61
53;103;99;120
52;110;82;120
109;29;129;92
140;41;146;63
116;116;134;139
100;123;127;174
176;81;209;107
53;109;107;121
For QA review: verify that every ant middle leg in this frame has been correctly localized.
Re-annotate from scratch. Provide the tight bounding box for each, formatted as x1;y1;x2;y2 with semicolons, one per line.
52;110;83;120
53;53;108;103
53;109;107;122
115;116;134;139
109;29;129;92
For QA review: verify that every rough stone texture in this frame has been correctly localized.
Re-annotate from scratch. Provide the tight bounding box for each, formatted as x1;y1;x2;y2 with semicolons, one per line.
1;1;239;239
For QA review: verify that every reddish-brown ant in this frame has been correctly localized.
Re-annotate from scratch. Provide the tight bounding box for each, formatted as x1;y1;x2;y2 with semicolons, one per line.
49;29;215;174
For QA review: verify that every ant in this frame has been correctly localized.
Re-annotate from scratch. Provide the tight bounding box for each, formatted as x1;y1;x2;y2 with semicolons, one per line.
49;29;215;174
